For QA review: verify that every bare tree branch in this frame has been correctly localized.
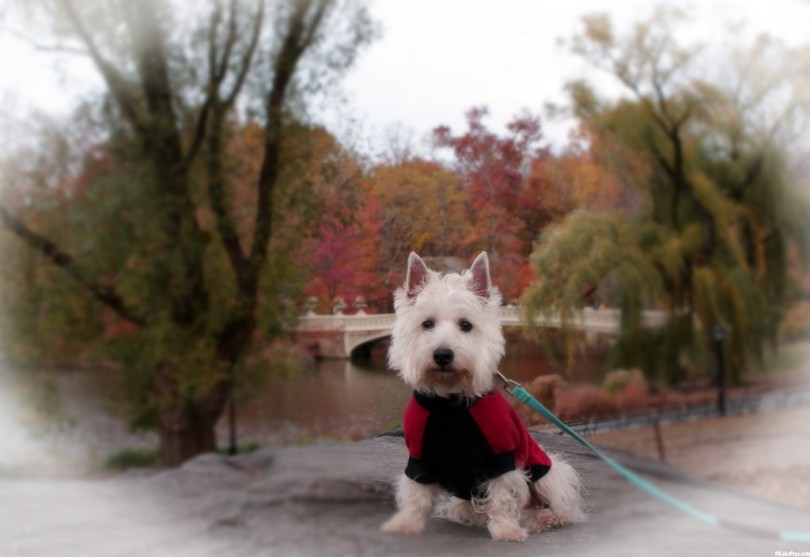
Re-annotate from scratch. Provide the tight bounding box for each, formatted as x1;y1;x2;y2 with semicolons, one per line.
206;111;248;277
215;0;239;82
121;0;184;163
249;0;325;290
0;204;145;326
182;0;264;172
181;98;213;172
223;1;265;107
59;0;149;139
300;0;330;50
178;4;224;171
204;1;267;277
5;28;88;55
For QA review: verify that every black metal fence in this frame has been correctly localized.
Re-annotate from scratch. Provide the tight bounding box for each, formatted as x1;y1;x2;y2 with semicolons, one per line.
542;386;810;438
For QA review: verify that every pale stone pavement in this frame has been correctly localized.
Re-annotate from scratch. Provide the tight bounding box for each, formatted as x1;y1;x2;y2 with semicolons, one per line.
2;434;809;557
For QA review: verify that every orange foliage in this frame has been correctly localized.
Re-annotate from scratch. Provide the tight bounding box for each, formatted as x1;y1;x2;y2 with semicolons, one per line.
215;110;647;313
514;372;696;427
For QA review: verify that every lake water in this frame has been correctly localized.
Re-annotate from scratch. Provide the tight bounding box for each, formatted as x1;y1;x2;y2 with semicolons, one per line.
1;334;608;468
236;335;608;445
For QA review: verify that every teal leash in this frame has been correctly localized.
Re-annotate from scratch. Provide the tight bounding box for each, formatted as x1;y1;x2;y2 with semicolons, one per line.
495;370;810;544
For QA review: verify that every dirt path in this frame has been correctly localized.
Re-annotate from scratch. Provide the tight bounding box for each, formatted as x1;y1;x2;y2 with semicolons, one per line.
585;339;810;509
589;395;810;510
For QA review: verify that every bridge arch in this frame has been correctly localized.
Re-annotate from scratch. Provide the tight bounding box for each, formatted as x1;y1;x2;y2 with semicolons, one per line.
347;332;391;359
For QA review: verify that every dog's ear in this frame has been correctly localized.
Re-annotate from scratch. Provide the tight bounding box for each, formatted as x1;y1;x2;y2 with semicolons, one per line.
405;252;430;298
469;252;491;298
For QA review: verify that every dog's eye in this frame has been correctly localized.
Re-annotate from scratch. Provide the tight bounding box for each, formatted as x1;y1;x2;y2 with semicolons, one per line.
422;320;434;330
459;320;473;332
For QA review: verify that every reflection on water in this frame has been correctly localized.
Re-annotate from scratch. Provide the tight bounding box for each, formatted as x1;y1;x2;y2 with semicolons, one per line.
232;354;411;445
233;335;607;445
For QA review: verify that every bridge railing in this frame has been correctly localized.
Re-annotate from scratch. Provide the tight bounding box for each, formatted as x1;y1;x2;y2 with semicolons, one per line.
296;312;397;332
503;306;667;331
296;306;667;334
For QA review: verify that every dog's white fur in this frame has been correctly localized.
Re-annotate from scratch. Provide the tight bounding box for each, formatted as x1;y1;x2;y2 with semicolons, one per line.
381;252;585;542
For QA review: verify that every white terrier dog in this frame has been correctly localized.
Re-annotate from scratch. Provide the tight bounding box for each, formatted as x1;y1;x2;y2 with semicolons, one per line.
381;252;585;542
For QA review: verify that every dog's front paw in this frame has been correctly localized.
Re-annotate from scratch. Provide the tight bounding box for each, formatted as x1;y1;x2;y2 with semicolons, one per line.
380;513;426;536
524;508;559;532
488;521;528;543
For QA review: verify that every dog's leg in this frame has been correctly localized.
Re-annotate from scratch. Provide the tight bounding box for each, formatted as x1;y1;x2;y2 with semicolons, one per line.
530;454;586;527
435;496;488;528
381;475;438;535
477;470;530;542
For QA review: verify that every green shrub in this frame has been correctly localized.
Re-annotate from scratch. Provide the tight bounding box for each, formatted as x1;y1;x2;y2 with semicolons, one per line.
217;442;261;456
105;448;160;470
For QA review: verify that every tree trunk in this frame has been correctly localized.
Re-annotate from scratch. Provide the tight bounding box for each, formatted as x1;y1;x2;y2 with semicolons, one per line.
155;361;230;466
158;402;222;466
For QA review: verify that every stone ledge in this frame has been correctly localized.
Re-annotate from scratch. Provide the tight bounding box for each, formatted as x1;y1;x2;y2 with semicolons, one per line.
149;433;810;556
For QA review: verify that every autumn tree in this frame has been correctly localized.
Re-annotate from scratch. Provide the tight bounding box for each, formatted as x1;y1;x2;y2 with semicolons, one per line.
220;120;367;314
0;0;375;465
0;116;109;366
433;108;550;300
524;8;810;384
370;158;469;284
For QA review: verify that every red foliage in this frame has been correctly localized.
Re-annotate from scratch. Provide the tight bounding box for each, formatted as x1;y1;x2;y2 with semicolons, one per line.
432;108;550;300
298;182;388;312
294;108;624;312
302;218;361;301
103;319;139;340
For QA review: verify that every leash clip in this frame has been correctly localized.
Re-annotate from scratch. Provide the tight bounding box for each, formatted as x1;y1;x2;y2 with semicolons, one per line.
495;369;521;395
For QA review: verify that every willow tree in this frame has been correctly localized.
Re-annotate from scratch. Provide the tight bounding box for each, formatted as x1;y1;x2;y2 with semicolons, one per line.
0;0;374;465
523;8;810;385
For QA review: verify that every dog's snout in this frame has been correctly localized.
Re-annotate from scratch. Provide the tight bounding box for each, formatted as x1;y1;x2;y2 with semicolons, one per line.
433;348;454;369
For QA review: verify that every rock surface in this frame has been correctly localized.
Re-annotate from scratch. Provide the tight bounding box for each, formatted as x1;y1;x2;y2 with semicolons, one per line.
2;433;809;556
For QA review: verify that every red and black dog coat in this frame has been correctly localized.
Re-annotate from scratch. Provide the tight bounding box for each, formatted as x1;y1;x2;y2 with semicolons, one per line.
403;388;552;500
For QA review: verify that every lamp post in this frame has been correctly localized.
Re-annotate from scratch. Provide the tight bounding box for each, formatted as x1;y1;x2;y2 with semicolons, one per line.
228;364;238;456
712;325;727;417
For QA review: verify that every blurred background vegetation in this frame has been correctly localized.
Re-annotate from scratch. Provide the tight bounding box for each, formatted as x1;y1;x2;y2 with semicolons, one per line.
0;1;808;466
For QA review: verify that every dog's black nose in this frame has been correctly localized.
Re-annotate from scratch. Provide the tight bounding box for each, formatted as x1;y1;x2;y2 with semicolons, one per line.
433;348;454;369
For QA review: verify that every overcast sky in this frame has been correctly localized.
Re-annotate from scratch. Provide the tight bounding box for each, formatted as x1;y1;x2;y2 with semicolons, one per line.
1;0;808;158
337;0;810;157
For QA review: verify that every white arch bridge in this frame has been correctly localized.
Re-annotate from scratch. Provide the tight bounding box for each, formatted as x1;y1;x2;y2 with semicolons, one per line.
294;306;667;359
